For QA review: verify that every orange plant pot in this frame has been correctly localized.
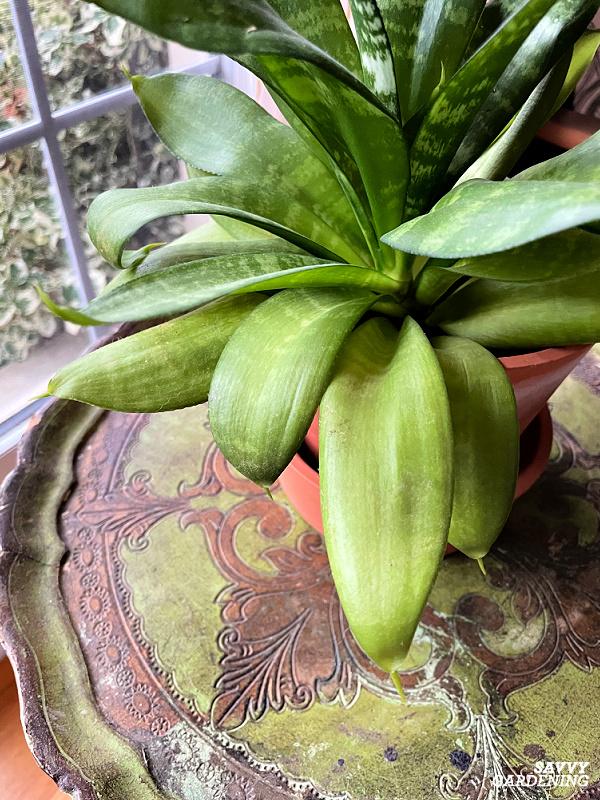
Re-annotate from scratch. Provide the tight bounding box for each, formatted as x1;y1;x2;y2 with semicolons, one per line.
278;345;590;542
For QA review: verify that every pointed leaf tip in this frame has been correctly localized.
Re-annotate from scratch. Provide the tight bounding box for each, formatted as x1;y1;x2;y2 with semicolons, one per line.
477;557;487;576
390;671;406;702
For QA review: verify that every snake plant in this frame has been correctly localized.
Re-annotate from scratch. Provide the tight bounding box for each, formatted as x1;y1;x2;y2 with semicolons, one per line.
44;1;600;689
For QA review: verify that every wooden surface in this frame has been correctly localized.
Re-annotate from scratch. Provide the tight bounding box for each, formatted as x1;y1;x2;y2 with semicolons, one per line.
0;658;66;800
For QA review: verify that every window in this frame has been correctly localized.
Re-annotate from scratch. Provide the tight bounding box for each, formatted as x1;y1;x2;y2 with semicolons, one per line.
0;0;223;460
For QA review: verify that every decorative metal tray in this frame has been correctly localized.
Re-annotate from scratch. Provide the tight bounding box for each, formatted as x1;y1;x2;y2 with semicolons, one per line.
1;347;599;800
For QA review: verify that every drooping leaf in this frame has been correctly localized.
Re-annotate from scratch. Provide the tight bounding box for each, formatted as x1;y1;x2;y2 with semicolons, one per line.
456;51;571;183
429;271;600;347
450;229;600;282
378;0;485;122
348;0;398;115
209;288;377;485
406;0;560;216
383;179;600;259
46;254;397;325
132;74;369;264
448;0;596;182
47;295;264;412
87;177;345;267
320;316;453;673
100;219;276;296
433;336;519;559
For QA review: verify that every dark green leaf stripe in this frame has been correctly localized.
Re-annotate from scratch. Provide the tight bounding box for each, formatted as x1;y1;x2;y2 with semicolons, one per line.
47;295;265;412
457;52;570;183
268;0;362;75
320;316;453;672
450;229;600;282
349;0;398;114
87;177;345;267
46;254;397;325
406;0;558;215
257;55;409;250
429;271;600;347
379;0;485;123
448;0;595;182
90;0;375;106
434;336;518;559
132;74;369;264
209;288;377;485
383;179;600;259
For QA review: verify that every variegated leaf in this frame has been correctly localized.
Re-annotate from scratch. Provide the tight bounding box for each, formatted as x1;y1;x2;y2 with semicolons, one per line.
406;0;559;216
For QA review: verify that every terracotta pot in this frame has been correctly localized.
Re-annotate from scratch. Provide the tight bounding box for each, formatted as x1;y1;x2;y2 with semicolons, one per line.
279;345;590;538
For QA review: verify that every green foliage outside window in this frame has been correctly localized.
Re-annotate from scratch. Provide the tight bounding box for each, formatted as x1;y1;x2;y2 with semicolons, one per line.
0;1;183;367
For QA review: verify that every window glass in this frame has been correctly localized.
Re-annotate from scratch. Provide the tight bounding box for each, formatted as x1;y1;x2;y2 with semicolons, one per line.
60;106;185;289
30;0;170;111
0;1;31;127
0;140;88;423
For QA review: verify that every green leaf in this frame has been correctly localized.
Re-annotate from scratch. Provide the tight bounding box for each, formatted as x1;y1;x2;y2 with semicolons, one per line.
456;51;571;183
87;177;345;267
47;295;264;412
428;271;600;347
91;0;409;261
550;28;600;114
383;179;600;259
378;0;485;122
414;264;463;307
48;254;398;325
320;316;453;672
267;0;362;75
209;288;377;485
406;0;560;216
514;127;600;183
450;229;600;282
433;337;519;559
448;0;596;182
91;0;371;101
132;73;369;264
348;0;398;115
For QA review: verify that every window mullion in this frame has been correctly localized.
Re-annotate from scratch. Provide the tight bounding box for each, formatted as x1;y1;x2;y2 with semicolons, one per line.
9;0;99;341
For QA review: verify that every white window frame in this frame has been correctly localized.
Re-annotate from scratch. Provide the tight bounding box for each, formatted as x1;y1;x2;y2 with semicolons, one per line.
0;0;234;461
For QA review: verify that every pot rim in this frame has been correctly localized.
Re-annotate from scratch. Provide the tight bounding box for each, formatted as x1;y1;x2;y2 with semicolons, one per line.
498;343;591;369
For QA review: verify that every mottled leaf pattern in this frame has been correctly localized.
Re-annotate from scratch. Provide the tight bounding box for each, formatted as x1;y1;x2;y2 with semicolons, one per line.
406;0;559;215
88;177;346;267
457;53;570;183
379;0;485;122
429;272;600;347
132;74;369;264
384;179;600;258
47;295;265;412
448;0;595;181
349;0;398;114
49;255;396;324
209;288;377;484
450;229;600;282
